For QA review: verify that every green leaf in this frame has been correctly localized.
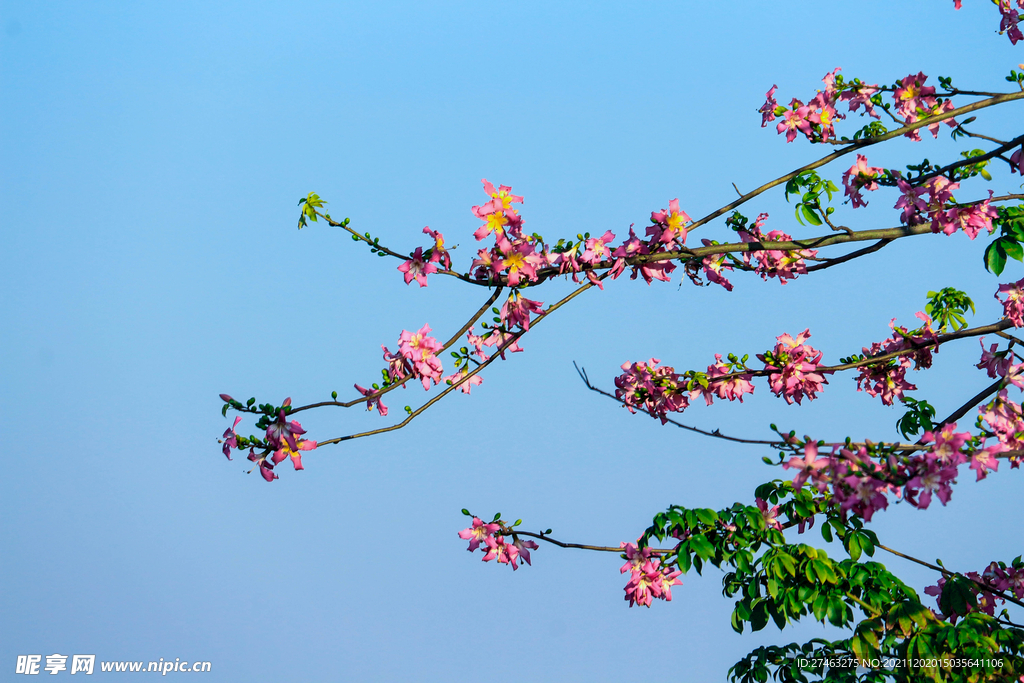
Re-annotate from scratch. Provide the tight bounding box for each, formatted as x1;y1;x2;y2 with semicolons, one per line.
1004;239;1024;262
800;205;823;226
986;241;1007;274
689;534;715;560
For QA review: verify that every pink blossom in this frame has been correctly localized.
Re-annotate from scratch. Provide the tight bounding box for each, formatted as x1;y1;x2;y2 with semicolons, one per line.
738;214;816;284
265;405;307;451
759;85;778;127
221;416;241;460
495;234;545;286
776;100;813;142
471;180;524;241
271;437;317;471
977;339;1014;379
998;0;1024;45
893;72;956;139
648;199;690;248
481;535;520;567
1011;145;1023;174
894;177;929;225
614;359;689;422
936;194;998;239
838;82;880;119
700;240;734;291
458;517;501;551
500;293;544;331
853;316;939;406
841;155;884;208
970;444;1003;481
354;384;388;416
705;355;754;402
513;538;539;566
758;330;829;405
784;442;831;491
442;369;484;394
580;230;616;266
921;423;970;468
996;278;1024;327
396;325;445;390
481;329;524;360
755;498;783;531
422;227;451;269
397;247;438;287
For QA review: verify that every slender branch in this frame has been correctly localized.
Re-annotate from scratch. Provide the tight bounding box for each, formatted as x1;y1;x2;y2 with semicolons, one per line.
907;133;1024;186
574;362;785;447
876;543;1024;611
933;378;1004;428
290;287;504;413
316;278;602;446
806;239;893;272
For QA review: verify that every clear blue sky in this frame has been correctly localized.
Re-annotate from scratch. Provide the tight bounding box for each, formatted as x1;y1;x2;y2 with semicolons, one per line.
2;1;1021;680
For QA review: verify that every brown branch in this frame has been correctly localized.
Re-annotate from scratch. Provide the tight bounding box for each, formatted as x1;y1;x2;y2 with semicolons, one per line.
933;378;1004;428
316;278;603;446
290;286;504;414
876;543;1024;611
806;239;893;272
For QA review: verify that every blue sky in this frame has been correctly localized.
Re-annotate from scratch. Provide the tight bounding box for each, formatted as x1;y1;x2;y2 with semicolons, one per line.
2;1;1022;681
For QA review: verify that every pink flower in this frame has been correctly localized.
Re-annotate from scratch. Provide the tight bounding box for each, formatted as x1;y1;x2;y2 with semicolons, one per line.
936;194;998;239
481;535;520;568
705;355;754;402
998;0;1024;45
759;85;778;127
495;234;545;287
895;177;929;225
893;72;955;139
920;423;970;467
422;227;451;269
838;82;880;119
398;325;445;390
776;100;813;142
580;230;616;266
977;339;1014;379
648;199;690;248
458;517;500;551
500;292;544;331
758;330;829;405
970;445;1003;481
442;369;484;394
996;278;1024;327
354;384;388;416
614;359;689;422
271;437;317;471
841;155;884;208
481;329;524;360
700;240;734;291
738;214;816;284
265;406;307;451
472;180;524;241
755;498;783;531
784;442;830;491
1011;145;1023;175
513;538;539;566
221;416;241;460
397;247;438;287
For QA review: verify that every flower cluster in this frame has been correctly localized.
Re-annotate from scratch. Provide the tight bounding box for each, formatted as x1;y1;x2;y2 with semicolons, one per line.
619;542;682;608
996;278;1024;327
396;227;451;287
892;72;957;141
854;313;938;406
251;399;318;482
925;558;1024;624
761;68;880;144
894;176;997;239
614;358;689;422
841;155;884;208
614;354;755;421
379;324;445;390
758;330;828;405
736;214;816;284
457;517;538;571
